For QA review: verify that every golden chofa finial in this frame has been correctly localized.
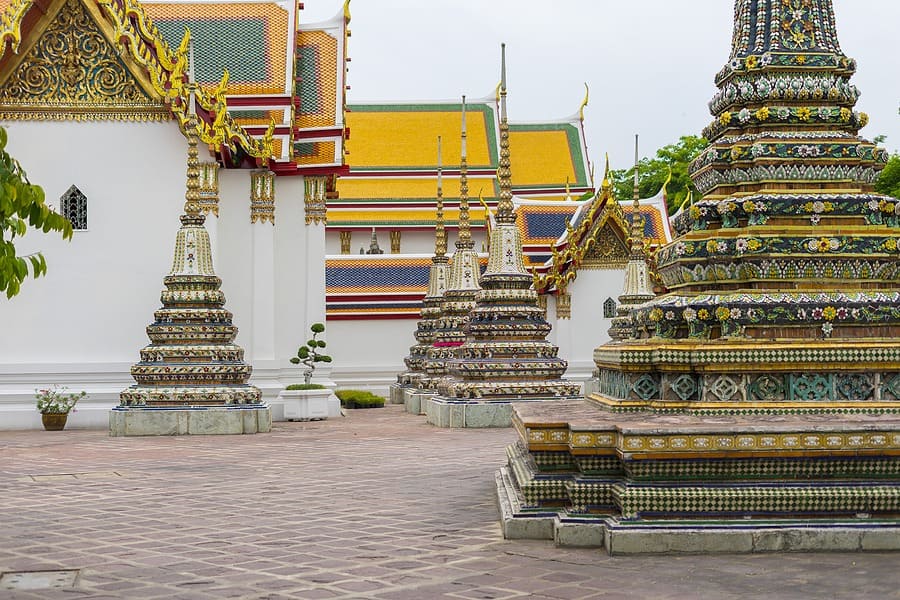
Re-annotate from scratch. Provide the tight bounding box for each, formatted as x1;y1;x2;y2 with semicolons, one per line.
601;153;611;190
343;0;351;21
578;82;589;121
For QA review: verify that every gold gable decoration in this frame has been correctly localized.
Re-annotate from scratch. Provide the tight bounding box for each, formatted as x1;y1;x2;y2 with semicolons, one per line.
582;222;629;269
0;0;168;120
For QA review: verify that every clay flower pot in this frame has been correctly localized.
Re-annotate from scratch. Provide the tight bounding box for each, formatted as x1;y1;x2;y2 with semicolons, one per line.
41;413;69;431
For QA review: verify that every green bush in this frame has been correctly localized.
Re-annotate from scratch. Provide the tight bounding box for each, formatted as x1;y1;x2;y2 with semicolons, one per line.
285;383;327;391
335;389;385;409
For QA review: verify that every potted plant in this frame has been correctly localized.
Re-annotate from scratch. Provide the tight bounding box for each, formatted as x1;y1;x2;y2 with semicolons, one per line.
290;323;332;384
36;386;86;431
278;324;339;421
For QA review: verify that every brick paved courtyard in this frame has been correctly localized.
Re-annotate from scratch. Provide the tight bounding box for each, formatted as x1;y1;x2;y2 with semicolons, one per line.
1;405;898;599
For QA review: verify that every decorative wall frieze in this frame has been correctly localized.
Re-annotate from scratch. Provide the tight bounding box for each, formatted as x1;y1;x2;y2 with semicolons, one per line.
198;162;219;216
556;291;571;319
390;230;401;254
339;231;351;254
250;170;275;225
304;176;327;225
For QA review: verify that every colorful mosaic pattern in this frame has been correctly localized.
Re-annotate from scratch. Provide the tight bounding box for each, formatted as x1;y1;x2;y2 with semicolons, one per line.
326;256;432;320
508;0;900;534
143;3;289;95
296;29;337;129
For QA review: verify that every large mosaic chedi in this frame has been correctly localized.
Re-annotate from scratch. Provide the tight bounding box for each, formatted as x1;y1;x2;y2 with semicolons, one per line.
499;0;900;552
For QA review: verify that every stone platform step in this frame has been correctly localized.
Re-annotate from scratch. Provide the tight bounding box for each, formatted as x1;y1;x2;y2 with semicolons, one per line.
515;399;900;459
495;466;900;554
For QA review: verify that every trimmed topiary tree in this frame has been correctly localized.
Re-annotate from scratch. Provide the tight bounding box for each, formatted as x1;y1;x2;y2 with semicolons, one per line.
290;323;332;384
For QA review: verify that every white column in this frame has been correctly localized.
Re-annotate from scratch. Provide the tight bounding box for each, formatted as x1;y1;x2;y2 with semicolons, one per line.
250;170;277;396
303;176;332;386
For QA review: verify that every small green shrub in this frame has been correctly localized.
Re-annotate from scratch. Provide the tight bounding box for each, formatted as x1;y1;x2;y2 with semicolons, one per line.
335;389;385;409
285;383;327;391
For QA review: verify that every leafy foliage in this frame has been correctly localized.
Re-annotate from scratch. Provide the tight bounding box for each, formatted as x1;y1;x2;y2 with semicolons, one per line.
0;126;73;298
875;153;900;200
285;383;327;391
35;385;86;414
610;136;709;215
289;323;332;384
335;389;385;409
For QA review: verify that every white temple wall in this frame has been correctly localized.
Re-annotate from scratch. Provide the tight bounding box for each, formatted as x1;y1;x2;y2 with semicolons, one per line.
0;121;191;429
552;269;625;384
327;318;417;395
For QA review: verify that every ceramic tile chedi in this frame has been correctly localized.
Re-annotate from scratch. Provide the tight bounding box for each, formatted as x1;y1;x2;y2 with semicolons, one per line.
500;0;900;550
110;112;270;436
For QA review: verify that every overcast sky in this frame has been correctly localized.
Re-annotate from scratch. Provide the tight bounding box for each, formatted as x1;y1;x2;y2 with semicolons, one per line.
303;0;900;178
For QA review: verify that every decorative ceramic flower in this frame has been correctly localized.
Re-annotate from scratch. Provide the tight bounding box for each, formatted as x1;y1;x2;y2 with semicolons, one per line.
812;308;824;320
754;106;770;121
697;309;710;321
719;111;733;126
715;306;730;321
649;308;664;322
735;238;749;253
797;107;812;121
822;306;837;321
840;107;852;122
738;108;752;123
821;322;833;337
665;311;676;321
746;55;759;69
683;307;697;322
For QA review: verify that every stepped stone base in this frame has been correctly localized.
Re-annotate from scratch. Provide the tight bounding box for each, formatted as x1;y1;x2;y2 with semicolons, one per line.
109;405;271;436
499;399;900;553
425;396;515;428
404;390;433;415
425;396;576;428
388;383;407;404
495;467;900;554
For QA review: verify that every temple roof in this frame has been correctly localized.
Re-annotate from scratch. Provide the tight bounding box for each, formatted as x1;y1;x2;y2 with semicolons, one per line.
331;96;592;228
325;254;487;320
530;185;673;294
0;0;348;175
516;188;672;270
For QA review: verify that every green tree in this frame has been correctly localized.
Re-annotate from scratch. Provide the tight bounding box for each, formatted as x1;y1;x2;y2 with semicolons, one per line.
611;135;708;215
875;153;900;200
0;127;73;298
290;323;332;384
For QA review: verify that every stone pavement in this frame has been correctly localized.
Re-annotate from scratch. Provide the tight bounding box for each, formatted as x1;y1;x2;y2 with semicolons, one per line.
0;405;897;600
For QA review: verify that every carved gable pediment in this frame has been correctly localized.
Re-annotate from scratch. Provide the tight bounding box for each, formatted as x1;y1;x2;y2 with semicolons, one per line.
582;222;629;269
0;0;167;120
